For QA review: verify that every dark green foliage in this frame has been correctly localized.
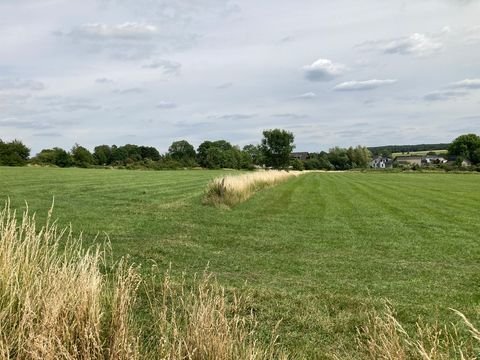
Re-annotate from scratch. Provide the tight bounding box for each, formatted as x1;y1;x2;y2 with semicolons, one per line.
328;147;351;170
197;140;252;169
291;158;304;171
261;129;295;169
93;145;112;165
139;146;160;161
243;144;264;166
168;140;197;165
0;139;30;166
346;145;372;168
71;144;94;168
33;148;73;167
449;133;480;164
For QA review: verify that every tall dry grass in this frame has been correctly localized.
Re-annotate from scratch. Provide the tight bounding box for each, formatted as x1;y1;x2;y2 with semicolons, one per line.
144;269;287;360
338;302;480;360
0;201;140;360
0;202;286;360
203;170;303;207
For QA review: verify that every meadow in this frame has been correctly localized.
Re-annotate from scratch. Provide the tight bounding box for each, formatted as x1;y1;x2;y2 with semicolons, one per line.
0;167;479;358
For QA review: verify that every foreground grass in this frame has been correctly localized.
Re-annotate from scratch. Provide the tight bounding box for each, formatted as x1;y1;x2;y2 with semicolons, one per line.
0;203;286;359
0;167;479;358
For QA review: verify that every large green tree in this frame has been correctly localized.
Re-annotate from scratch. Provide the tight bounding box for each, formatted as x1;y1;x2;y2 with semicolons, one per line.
168;140;196;165
449;134;480;164
261;129;295;169
0;139;30;166
71;144;94;168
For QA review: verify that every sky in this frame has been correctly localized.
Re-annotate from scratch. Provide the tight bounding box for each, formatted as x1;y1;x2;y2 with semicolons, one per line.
1;0;480;154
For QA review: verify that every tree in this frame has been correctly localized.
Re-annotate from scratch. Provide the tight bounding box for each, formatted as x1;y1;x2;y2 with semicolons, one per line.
33;147;72;167
0;139;30;166
168;140;196;165
93;145;112;165
243;144;264;166
449;134;480;164
261;129;295;169
71;144;94;168
139;146;160;161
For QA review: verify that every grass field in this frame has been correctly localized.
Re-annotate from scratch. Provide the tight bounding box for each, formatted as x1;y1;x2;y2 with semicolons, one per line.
1;167;479;358
391;149;448;158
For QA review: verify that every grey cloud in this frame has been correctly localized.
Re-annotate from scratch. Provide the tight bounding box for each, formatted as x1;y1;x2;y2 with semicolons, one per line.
216;82;233;89
424;90;468;101
272;113;307;120
63;104;102;112
40;96;102;112
208;113;256;121
113;87;145;94
334;79;397;91
156;101;177;109
33;132;62;137
142;59;181;74
95;77;115;84
0;78;45;91
303;59;346;82
0;118;53;129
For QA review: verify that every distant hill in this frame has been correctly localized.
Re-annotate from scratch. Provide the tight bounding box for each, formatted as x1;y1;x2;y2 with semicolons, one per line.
368;143;450;156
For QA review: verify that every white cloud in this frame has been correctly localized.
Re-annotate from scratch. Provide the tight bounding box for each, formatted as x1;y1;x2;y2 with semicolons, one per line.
293;92;316;99
334;79;397;91
70;22;158;40
303;59;346;82
383;33;443;56
359;32;444;57
449;78;480;89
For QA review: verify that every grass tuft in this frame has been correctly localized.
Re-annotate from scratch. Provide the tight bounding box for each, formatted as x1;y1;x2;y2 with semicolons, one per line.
203;170;302;207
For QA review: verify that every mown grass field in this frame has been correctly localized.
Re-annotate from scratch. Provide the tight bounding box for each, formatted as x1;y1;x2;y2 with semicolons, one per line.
1;167;479;358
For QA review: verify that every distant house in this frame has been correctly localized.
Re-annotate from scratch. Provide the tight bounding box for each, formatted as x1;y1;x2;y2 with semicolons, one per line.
371;156;393;169
422;155;448;165
394;156;422;167
291;152;309;161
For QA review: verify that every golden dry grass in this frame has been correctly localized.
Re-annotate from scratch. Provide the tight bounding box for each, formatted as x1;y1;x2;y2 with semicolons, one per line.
337;302;480;360
0;202;286;360
203;170;303;207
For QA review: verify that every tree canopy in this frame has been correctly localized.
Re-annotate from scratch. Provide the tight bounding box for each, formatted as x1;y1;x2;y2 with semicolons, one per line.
449;134;480;164
261;129;295;169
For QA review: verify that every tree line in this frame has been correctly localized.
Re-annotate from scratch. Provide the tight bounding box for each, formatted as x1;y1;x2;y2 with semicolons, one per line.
1;132;479;170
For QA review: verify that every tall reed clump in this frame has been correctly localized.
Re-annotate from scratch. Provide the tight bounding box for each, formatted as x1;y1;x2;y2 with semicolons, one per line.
0;202;140;360
0;202;287;360
203;170;302;207
339;302;480;360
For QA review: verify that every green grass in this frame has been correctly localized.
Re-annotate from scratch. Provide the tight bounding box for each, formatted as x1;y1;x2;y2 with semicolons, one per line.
1;167;479;358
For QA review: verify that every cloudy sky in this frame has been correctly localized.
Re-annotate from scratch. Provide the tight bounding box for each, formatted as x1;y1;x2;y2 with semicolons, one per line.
1;0;480;154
